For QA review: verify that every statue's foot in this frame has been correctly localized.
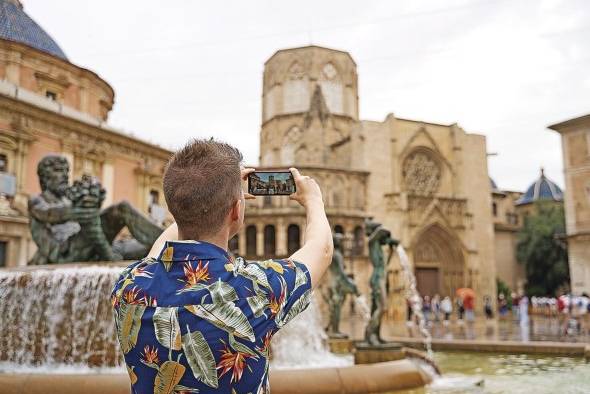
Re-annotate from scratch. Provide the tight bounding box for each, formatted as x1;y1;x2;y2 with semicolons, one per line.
366;333;381;346
328;332;349;339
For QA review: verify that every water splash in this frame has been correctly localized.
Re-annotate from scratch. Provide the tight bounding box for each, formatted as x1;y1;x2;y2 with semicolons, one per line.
271;299;353;369
397;245;434;358
0;266;124;370
353;294;371;321
0;264;353;372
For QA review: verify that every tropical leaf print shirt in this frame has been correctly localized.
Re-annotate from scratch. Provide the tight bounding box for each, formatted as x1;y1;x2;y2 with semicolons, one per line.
111;240;312;394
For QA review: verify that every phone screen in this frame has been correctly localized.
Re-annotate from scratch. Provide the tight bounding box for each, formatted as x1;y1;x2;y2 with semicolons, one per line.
248;171;296;196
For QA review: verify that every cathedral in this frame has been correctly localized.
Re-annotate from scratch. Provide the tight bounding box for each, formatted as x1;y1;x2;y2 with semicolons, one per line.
239;45;497;317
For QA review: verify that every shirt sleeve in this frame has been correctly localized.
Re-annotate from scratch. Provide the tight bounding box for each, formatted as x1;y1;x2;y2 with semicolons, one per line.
260;258;313;330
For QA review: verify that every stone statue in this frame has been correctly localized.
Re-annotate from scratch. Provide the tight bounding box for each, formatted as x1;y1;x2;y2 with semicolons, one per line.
28;155;164;264
325;233;359;338
364;218;399;345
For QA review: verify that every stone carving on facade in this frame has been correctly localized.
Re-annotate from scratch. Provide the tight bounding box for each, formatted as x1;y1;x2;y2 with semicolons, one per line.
402;150;441;196
27;155;164;264
304;85;330;128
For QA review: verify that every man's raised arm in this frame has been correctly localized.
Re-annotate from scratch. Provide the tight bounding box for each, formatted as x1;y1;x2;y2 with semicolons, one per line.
288;168;333;289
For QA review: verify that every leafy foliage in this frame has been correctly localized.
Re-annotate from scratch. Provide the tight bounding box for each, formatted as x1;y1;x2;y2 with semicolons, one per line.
496;278;513;309
516;202;569;296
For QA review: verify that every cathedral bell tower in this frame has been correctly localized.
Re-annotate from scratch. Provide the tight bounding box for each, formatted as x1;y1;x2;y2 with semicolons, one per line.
259;46;359;168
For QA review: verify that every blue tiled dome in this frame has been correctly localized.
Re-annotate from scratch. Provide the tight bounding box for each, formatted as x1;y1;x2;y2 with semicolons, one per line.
0;0;68;61
516;168;563;206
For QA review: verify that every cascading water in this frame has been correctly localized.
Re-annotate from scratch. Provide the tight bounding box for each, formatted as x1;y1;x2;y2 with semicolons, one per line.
0;264;360;372
0;266;125;372
396;245;434;358
271;299;353;369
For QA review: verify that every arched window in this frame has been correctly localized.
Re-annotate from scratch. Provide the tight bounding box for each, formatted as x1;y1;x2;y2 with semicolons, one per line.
229;235;239;255
334;225;344;235
283;62;308;113
287;224;301;255
246;225;257;257
492;202;498;216
264;225;276;256
319;63;343;114
353;226;364;256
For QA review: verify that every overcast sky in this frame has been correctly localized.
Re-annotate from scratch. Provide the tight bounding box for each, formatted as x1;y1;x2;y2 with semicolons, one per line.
25;0;590;191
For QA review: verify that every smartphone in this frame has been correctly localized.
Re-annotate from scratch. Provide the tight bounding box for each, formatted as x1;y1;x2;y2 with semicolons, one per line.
248;170;296;196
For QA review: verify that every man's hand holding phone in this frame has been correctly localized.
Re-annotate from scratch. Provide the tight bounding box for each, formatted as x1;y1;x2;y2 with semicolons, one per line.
289;168;323;208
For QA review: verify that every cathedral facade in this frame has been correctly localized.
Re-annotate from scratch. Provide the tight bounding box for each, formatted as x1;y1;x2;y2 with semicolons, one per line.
241;45;498;316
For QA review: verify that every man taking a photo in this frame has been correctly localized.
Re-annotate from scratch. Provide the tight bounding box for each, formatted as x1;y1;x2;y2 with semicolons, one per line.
111;139;333;393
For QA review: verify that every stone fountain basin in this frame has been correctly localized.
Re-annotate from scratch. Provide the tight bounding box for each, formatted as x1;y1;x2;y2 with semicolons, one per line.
0;359;432;394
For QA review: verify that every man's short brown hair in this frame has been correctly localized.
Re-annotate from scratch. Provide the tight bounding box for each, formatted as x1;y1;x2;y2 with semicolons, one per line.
163;139;243;240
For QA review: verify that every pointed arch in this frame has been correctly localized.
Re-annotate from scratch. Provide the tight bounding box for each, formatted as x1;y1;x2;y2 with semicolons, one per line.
319;62;343;114
399;126;453;173
411;223;466;297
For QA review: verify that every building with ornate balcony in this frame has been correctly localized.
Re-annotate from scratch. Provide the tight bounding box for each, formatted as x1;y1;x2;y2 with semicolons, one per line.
0;0;171;267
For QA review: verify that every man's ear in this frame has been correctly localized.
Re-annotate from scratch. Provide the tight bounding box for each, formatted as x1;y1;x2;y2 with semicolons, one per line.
230;199;241;222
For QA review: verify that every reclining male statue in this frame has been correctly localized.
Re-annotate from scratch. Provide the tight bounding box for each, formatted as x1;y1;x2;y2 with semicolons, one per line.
28;154;164;264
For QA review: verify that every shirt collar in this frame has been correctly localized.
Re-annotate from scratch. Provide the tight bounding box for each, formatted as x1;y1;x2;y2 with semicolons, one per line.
157;240;231;262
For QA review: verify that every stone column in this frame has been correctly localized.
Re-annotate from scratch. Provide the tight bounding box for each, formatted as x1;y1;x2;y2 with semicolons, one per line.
101;162;114;207
256;224;264;257
276;217;287;256
238;226;246;256
18;235;28;266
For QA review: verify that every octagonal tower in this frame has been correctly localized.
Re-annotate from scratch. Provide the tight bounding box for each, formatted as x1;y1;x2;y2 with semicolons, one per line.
260;46;359;168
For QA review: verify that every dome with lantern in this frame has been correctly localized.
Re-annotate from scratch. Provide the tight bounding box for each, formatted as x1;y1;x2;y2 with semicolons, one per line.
515;168;563;206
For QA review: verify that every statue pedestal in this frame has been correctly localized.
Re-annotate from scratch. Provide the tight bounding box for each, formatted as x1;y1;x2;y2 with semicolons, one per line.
354;342;404;364
328;337;354;354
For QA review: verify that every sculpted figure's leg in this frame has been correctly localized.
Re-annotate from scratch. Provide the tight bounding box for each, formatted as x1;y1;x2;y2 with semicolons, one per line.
100;201;164;245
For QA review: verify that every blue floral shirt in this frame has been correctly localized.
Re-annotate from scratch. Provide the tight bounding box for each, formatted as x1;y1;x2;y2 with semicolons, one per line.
111;240;312;394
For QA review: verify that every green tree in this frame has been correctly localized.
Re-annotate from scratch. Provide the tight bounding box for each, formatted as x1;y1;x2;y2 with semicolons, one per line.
516;202;569;296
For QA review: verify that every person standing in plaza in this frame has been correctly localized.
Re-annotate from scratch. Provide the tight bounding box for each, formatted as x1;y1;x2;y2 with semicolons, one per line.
111;139;333;393
432;294;441;323
519;293;529;325
463;294;475;323
441;296;453;326
484;296;494;320
456;297;464;322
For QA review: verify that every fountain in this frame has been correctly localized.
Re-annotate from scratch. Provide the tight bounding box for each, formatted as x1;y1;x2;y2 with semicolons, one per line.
0;155;435;393
0;263;434;394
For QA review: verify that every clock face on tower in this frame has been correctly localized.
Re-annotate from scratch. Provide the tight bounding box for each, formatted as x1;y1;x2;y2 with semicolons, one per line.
402;151;441;196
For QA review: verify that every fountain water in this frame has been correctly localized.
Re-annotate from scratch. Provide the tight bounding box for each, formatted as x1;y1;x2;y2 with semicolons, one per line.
0;265;124;372
396;245;434;358
353;294;371;321
0;264;359;372
271;299;353;369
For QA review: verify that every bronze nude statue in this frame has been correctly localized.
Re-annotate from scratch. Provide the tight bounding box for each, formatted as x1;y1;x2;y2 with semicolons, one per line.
325;232;359;338
28;155;164;264
364;218;398;345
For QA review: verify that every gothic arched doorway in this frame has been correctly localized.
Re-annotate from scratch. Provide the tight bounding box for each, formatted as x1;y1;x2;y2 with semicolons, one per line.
412;224;465;298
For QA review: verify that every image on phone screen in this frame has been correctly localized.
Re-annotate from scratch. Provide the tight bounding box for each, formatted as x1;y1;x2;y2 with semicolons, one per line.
248;171;296;196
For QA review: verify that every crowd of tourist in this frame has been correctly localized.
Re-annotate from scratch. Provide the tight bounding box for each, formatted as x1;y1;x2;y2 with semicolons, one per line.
407;292;590;336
